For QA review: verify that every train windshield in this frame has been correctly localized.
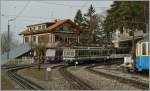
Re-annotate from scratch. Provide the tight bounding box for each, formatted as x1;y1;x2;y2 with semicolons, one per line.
141;42;149;56
142;43;146;55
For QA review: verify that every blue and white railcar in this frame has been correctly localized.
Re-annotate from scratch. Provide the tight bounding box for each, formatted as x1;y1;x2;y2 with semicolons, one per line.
136;41;149;71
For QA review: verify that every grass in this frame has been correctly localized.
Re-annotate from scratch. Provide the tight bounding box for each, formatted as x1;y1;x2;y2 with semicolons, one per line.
1;75;15;90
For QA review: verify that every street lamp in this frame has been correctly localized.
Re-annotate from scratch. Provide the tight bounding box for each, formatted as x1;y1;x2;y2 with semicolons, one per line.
7;18;16;64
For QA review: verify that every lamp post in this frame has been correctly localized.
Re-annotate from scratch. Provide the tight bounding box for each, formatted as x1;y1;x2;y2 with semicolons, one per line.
7;18;16;64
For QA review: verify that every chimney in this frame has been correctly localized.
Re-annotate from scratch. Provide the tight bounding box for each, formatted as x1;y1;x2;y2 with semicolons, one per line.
54;19;60;22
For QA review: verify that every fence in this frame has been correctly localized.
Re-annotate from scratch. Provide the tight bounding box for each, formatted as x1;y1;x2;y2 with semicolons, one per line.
6;57;33;65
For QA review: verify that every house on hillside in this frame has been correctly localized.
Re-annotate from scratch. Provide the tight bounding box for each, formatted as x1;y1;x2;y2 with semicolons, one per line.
19;19;81;47
19;19;81;63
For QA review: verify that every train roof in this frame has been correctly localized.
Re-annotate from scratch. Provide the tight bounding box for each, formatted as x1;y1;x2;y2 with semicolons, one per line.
137;39;149;43
72;46;104;49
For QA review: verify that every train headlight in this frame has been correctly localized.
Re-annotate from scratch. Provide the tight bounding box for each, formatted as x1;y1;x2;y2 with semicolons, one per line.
107;56;109;59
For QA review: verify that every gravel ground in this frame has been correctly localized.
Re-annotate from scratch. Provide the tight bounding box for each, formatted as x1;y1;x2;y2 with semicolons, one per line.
68;65;141;90
17;64;76;90
94;65;149;84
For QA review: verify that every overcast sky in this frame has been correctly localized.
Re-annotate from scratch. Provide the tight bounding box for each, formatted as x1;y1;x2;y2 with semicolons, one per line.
1;1;113;43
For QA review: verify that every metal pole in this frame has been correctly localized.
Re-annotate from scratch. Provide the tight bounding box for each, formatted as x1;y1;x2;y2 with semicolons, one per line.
45;70;48;81
7;22;10;64
132;18;135;60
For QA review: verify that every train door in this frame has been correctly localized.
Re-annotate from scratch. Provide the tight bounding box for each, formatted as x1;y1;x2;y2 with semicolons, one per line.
136;42;149;71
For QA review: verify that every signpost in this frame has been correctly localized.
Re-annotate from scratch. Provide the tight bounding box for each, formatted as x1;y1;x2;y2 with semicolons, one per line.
45;67;51;81
75;61;78;69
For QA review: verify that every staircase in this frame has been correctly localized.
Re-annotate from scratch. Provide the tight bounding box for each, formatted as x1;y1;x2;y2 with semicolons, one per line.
1;43;31;65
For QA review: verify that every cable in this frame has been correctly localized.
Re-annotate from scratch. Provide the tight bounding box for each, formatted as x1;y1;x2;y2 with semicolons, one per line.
14;1;31;20
81;0;88;10
35;1;109;9
1;14;55;20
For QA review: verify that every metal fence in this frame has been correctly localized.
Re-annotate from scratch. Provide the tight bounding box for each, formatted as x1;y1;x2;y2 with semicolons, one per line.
5;57;33;65
1;43;31;65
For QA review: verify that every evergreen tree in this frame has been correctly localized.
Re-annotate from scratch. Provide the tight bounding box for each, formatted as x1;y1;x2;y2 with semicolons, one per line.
104;1;148;33
104;1;149;57
74;9;84;29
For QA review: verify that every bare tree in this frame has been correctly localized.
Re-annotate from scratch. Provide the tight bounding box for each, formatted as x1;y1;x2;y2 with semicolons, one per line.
30;41;47;70
1;31;19;54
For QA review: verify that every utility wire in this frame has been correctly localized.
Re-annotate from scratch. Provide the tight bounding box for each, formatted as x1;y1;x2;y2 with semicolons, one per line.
1;14;55;20
15;1;30;19
13;1;31;20
81;0;88;10
36;1;109;9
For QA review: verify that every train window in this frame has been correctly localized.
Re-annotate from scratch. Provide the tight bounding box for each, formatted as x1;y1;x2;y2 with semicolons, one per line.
90;51;93;56
142;43;146;55
101;50;104;56
96;51;99;56
71;52;74;56
85;50;88;56
104;50;106;55
110;50;112;54
66;52;70;56
99;50;101;56
93;51;95;56
75;50;78;56
93;51;96;56
81;50;84;56
91;51;93;56
107;50;109;55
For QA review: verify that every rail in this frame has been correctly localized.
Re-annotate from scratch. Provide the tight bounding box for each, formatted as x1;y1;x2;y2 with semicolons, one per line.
85;65;149;90
6;65;45;90
59;65;95;90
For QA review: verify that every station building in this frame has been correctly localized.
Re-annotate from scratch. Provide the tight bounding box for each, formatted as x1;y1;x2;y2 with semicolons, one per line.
20;19;81;46
19;19;81;63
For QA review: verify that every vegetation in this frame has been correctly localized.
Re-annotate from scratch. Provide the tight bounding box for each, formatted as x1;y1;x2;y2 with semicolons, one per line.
104;1;148;33
74;1;148;48
1;31;19;54
74;5;106;44
103;1;149;57
74;9;85;30
31;42;46;70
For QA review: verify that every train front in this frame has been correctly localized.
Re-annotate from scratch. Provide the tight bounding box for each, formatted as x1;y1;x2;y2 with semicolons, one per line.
63;48;76;64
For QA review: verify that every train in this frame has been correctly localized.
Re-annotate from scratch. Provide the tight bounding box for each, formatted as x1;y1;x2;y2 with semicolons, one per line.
45;40;149;72
135;40;149;71
62;47;131;64
121;40;149;72
45;48;63;63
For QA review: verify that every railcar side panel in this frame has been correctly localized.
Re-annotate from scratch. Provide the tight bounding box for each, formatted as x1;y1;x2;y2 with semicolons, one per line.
136;56;149;71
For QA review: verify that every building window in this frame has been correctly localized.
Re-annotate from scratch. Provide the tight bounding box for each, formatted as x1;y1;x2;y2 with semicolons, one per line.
32;27;35;30
25;37;29;43
63;26;68;31
38;34;49;43
33;36;36;42
60;26;63;30
38;26;42;30
42;25;46;29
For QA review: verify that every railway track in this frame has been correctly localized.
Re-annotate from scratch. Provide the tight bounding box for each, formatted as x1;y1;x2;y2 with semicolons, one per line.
59;65;95;90
6;65;45;90
85;65;149;90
